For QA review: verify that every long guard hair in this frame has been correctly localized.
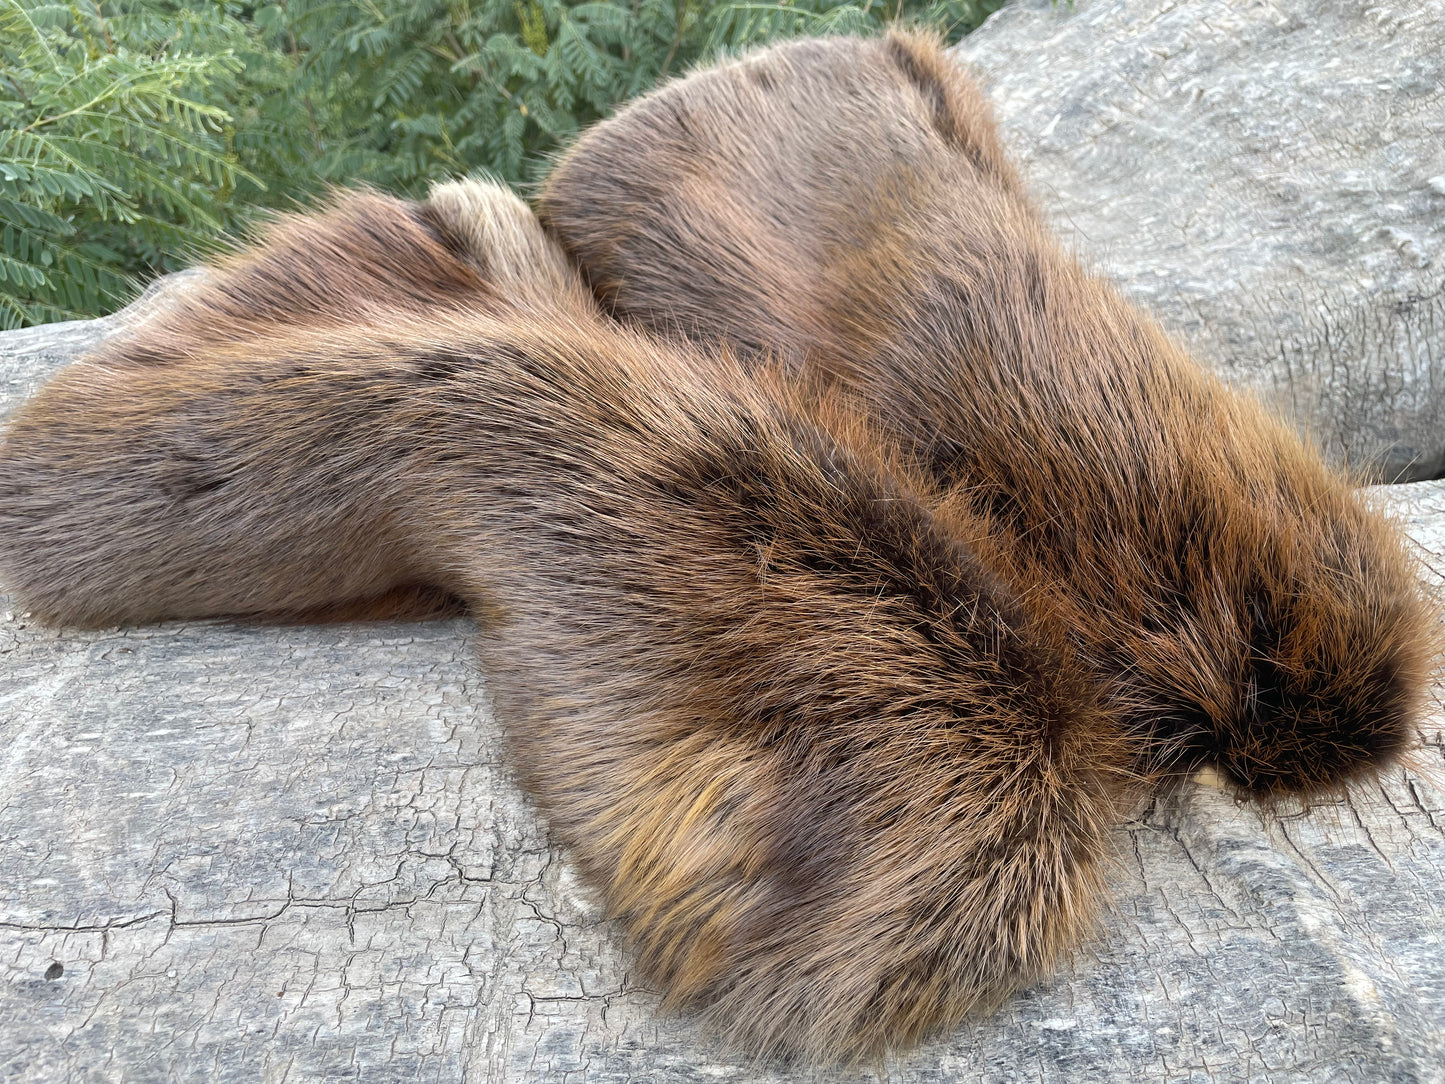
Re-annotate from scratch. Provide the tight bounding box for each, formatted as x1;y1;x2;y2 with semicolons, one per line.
0;179;1130;1063
538;30;1438;800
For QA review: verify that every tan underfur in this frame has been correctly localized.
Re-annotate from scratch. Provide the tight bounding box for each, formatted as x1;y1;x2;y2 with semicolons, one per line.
424;177;597;317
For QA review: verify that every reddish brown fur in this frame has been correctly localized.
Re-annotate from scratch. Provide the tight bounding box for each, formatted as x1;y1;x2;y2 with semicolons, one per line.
539;30;1438;800
0;180;1130;1063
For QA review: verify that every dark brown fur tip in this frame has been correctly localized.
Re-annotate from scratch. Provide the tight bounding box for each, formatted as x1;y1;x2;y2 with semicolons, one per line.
540;31;1440;804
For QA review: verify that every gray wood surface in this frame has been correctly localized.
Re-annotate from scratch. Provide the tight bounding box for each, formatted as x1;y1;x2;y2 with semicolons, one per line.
956;0;1445;482
4;303;1445;1084
3;477;1443;1083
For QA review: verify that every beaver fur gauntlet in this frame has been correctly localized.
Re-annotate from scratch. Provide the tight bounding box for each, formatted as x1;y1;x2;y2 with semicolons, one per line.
0;31;1435;1066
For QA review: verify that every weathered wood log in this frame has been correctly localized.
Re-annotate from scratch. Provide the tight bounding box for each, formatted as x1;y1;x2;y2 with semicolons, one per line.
4;288;1445;1084
957;0;1445;482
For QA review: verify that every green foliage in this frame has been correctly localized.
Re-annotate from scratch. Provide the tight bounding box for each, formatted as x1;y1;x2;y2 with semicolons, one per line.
262;0;1007;195
0;0;267;327
0;0;1007;327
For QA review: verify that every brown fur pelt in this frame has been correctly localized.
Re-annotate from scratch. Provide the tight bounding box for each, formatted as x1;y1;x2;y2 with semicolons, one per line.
539;30;1439;800
0;180;1131;1063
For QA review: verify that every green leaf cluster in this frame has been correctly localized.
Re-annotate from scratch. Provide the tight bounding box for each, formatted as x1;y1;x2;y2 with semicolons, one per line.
0;0;1007;328
263;0;1006;194
0;0;278;326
